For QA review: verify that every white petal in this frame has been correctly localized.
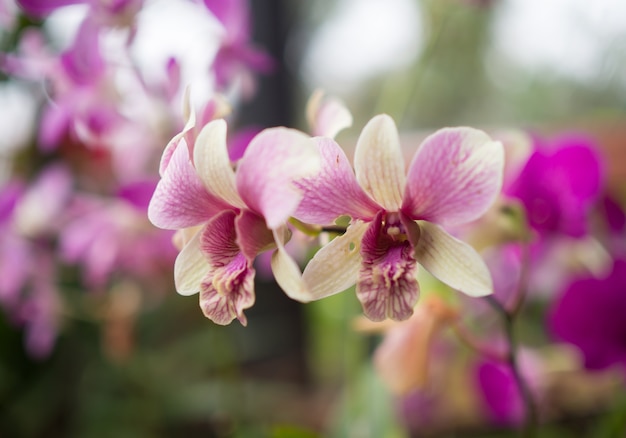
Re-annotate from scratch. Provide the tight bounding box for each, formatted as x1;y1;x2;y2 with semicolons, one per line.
174;228;209;296
300;220;368;300
354;114;406;210
414;221;493;297
306;89;353;138
270;226;310;301
193;119;246;208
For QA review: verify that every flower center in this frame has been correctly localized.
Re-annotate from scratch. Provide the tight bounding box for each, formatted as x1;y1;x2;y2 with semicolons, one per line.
383;212;408;243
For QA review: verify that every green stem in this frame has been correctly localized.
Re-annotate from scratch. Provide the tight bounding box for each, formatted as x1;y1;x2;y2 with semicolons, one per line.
485;295;538;438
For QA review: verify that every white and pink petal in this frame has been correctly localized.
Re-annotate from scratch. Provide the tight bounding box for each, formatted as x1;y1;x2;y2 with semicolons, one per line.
298;220;368;301
413;220;493;297
237;127;320;230
354;114;406;211
193;119;246;208
306;89;353;139
402;127;504;227
148;139;229;230
294;137;380;225
173;228;209;296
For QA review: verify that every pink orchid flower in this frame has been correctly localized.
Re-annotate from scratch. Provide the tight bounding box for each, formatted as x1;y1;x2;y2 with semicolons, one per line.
293;114;504;321
148;118;319;325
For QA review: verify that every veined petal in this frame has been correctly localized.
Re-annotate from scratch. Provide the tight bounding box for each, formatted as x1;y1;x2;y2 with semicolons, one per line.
159;88;196;176
357;211;419;321
294;137;380;224
194;119;246;208
235;209;275;261
174;228;208;296
402;127;504;227
199;253;255;326
414;220;493;297
198;210;255;325
270;226;310;301
237;128;320;229
306;89;353;138
148;138;229;229
354;114;406;211
300;220;368;300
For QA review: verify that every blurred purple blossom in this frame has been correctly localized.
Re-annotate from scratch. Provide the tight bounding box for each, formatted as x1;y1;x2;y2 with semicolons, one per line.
506;133;603;239
203;0;273;98
0;165;72;358
60;182;177;288
549;258;626;371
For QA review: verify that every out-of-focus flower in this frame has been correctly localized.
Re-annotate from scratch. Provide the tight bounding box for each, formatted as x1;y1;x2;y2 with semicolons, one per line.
0;165;71;358
148;118;320;325
506;133;603;239
203;0;273;98
305;89;353;139
356;295;458;395
548;258;626;371
294;114;503;321
475;358;527;426
60;181;177;289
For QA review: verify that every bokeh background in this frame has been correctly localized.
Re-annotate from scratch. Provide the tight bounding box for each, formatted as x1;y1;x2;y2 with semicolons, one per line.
1;0;626;437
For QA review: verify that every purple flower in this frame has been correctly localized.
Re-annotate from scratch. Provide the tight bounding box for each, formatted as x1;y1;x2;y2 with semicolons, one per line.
549;258;626;371
203;0;273;98
59;183;178;288
0;166;71;358
294;114;504;321
506;133;603;238
475;360;525;426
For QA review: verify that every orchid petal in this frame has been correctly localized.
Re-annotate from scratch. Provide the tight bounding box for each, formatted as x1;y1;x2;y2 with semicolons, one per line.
199;259;255;326
357;212;419;321
270;226;310;301
354;114;406;211
196;210;256;325
306;89;353;138
237;128;320;229
402;127;504;227
148;139;228;229
159;88;196;176
294;137;380;224
235;210;275;261
173;228;208;296
414;221;493;297
194;119;246;208
299;220;368;300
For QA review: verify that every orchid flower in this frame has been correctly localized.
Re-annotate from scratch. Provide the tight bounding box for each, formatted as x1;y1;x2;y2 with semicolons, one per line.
148;118;319;325
293;114;504;321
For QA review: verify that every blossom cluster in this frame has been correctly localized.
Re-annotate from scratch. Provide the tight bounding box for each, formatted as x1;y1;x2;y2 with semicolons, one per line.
0;0;268;356
148;91;505;325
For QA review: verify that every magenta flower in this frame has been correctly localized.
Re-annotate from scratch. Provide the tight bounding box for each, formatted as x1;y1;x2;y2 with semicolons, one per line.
293;114;504;321
0;165;71;358
59;182;178;289
549;258;626;370
505;133;602;238
148;118;319;325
